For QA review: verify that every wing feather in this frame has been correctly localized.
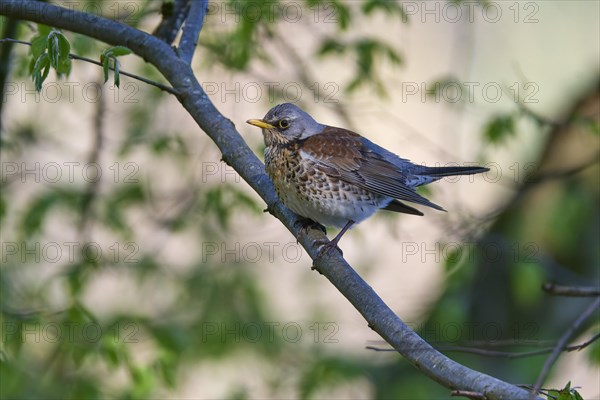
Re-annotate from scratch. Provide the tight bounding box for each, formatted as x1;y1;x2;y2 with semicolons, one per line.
300;128;445;211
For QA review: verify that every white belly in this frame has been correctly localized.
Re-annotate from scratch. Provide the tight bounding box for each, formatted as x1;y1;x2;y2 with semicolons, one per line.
279;182;391;228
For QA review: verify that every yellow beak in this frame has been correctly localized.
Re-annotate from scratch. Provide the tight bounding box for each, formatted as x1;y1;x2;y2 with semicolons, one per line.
246;119;275;129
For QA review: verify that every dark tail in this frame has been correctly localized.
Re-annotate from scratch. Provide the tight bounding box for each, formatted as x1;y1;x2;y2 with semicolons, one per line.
414;165;489;177
383;199;425;216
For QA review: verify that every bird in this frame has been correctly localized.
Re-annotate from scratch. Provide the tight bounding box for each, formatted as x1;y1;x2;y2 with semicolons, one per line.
246;103;489;254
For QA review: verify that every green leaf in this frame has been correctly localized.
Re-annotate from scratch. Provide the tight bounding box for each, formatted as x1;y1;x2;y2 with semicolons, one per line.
21;191;61;236
484;114;516;144
103;184;145;234
317;39;345;56
47;30;71;75
37;24;52;36
31;35;48;59
106;45;132;57
130;365;155;398
331;1;351;30
299;357;364;399
101;46;132;87
511;261;545;307
57;33;71;62
47;31;61;70
32;53;51;92
56;57;72;75
362;0;408;21
588;334;600;364
551;381;584;400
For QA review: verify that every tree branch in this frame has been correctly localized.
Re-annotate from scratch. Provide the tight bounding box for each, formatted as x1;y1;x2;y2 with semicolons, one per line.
542;283;600;297
451;390;487;399
369;333;600;360
178;0;207;64
0;1;535;398
0;38;179;94
152;0;190;45
0;15;18;133
530;297;600;398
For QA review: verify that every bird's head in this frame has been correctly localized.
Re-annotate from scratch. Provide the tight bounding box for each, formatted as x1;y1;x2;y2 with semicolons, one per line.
247;103;324;146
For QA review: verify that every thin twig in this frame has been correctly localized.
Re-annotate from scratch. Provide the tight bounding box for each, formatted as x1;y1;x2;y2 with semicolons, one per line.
0;2;537;398
178;0;207;64
0;16;19;133
517;102;563;128
542;283;600;297
366;333;600;359
78;76;105;237
527;153;599;185
530;298;600;399
0;38;179;94
517;385;558;400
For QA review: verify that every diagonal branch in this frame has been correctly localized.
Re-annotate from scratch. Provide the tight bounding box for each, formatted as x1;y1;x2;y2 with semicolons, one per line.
153;0;190;45
368;333;600;359
530;297;600;398
542;283;600;297
0;1;536;398
0;15;18;133
178;0;207;64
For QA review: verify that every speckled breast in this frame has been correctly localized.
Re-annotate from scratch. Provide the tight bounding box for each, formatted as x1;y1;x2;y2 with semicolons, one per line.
264;144;388;228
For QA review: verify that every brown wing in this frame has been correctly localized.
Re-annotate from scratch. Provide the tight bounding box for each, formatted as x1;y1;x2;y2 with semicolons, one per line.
300;127;444;211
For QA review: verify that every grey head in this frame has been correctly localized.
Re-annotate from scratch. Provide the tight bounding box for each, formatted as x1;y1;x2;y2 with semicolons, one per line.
260;103;325;140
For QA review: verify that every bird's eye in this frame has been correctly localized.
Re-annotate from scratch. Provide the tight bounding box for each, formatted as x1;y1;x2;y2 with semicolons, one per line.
278;119;290;129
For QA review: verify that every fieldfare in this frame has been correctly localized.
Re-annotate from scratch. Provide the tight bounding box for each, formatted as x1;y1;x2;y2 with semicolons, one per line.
247;103;488;253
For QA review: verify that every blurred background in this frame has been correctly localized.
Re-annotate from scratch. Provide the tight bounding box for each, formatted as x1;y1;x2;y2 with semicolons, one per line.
1;1;599;398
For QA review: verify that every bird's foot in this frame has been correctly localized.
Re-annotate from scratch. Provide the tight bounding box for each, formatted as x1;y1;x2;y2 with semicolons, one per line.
314;220;354;261
316;240;344;259
294;218;326;243
311;240;341;273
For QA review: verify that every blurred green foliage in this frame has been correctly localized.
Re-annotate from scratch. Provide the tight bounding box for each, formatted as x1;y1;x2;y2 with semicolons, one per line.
1;1;598;399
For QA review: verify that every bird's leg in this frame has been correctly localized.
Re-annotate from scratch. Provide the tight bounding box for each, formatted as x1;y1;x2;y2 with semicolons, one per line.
317;220;354;258
294;217;326;243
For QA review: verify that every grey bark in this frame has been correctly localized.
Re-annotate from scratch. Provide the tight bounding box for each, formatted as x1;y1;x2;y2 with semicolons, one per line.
0;1;537;398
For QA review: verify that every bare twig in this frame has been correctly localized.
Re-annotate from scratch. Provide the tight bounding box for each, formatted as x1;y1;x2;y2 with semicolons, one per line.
367;333;600;359
0;2;536;398
0;16;19;132
517;102;563;128
78;76;105;237
542;283;600;297
530;297;600;399
178;0;207;64
0;38;179;94
527;153;599;185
